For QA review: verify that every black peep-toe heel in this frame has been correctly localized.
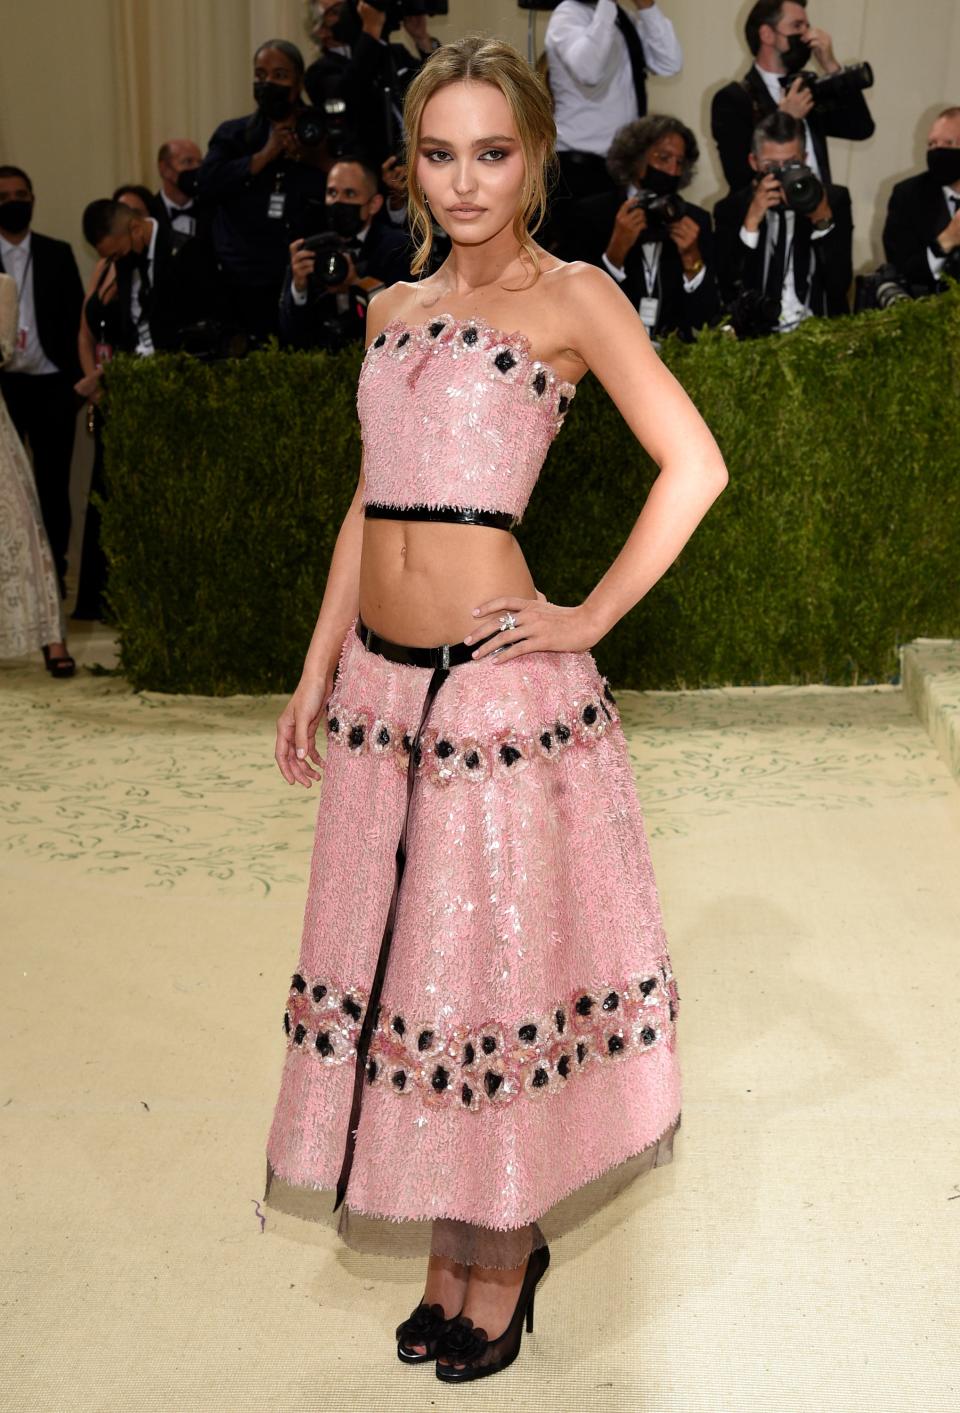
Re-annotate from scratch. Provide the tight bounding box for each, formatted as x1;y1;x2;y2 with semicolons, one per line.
434;1242;550;1383
395;1300;464;1364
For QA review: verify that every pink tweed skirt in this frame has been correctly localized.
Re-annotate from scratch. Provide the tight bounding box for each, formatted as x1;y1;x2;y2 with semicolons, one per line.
262;615;682;1263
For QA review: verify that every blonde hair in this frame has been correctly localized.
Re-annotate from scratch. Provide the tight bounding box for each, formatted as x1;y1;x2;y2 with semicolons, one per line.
401;34;558;279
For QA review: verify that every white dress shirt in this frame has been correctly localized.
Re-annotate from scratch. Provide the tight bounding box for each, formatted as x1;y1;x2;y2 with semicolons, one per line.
753;63;822;184
739;209;832;333
600;182;707;300
928;185;960;279
0;231;60;375
546;1;683;157
160;189;196;240
129;218;159;357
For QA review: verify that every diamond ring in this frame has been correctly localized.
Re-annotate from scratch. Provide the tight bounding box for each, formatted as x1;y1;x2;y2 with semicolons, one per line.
499;612;518;632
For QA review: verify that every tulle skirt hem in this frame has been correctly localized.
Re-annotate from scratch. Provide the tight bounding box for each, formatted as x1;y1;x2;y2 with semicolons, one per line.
262;1110;681;1269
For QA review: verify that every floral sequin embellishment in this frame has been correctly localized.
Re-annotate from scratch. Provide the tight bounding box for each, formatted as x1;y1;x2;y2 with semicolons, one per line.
282;962;680;1110
325;678;620;783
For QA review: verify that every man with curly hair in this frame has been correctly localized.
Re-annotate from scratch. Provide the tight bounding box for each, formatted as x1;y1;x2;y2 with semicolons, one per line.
570;115;719;344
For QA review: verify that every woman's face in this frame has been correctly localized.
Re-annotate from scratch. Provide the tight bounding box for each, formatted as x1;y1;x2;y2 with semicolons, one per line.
415;81;528;247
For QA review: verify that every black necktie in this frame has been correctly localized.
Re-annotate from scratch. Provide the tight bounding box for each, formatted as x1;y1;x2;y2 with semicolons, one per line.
614;5;648;118
764;210;788;317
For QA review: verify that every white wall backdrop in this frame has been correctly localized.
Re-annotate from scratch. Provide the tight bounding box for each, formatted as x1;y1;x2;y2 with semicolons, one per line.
1;0;958;277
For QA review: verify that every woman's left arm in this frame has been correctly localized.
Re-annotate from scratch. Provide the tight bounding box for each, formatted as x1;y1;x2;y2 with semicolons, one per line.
468;263;729;660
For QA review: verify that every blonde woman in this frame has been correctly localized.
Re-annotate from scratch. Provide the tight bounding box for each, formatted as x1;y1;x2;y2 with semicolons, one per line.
0;273;73;675
262;34;728;1382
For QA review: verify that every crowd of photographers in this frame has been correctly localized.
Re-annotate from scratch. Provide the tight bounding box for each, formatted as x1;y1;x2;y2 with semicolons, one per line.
2;0;960;618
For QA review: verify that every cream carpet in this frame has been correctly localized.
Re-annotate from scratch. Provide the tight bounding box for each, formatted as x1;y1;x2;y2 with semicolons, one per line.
2;624;958;1413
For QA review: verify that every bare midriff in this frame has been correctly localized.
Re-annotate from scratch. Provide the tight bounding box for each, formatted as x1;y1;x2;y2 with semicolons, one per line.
358;518;537;647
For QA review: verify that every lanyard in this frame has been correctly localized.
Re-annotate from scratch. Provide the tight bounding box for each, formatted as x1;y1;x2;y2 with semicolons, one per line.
640;244;662;299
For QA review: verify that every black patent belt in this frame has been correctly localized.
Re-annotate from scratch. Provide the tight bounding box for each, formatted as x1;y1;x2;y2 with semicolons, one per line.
364;501;517;532
355;614;500;669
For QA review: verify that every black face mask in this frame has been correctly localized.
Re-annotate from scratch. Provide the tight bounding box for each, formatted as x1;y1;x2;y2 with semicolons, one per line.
779;33;812;75
253;81;296;121
327;200;366;238
927;147;960;187
0;199;33;235
330;6;362;44
176;168;200;198
642;165;681;197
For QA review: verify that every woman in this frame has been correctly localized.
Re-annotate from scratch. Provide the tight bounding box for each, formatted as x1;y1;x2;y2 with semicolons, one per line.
72;252;122;620
263;35;728;1382
0;273;74;675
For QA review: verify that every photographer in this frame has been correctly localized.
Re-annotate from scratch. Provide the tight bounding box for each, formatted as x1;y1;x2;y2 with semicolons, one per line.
545;2;683;205
279;157;411;350
197;39;330;341
711;1;874;197
714;112;852;336
304;1;442;170
883;106;960;295
572;115;719;343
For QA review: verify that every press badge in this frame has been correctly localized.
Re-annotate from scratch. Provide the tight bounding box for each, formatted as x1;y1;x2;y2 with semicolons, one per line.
639;297;660;330
267;189;286;219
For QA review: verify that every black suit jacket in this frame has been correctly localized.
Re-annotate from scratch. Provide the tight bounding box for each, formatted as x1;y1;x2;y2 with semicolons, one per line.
711;66;875;194
0;231;83;382
112;218;191;353
148;190;220;322
714;182;853;319
883;171;960;294
198;111;328;286
278;219;412;348
574;190;720;340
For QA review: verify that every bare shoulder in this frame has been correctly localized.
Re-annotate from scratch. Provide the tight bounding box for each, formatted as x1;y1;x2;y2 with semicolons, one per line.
364;281;413;347
546;258;627;311
538;258;642;372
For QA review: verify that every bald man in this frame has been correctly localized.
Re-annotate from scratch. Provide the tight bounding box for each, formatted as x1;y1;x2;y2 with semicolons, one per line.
153;138;204;249
150;138;220;324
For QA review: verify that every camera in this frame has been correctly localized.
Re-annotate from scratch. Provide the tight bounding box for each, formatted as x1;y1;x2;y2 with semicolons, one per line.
295;105;326;149
764;160;824;216
853;264;914;313
630;190;687;242
780;63;874;113
726;287;781;340
364;0;448;30
302;232;361;291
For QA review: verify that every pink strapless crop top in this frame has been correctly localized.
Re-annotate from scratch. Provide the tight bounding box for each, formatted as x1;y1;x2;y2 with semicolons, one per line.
356;312;577;526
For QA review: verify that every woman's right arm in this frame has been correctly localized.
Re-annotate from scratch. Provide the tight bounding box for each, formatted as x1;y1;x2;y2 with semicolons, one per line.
75;260;113;399
274;283;404;788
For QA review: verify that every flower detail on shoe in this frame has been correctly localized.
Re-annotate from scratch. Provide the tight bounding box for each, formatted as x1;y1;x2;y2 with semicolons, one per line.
438;1315;490;1366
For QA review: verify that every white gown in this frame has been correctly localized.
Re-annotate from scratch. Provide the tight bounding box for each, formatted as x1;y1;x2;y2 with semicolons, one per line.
0;273;65;657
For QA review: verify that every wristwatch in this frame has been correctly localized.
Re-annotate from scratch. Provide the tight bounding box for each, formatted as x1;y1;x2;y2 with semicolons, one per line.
811;216;834;232
683;257;704;278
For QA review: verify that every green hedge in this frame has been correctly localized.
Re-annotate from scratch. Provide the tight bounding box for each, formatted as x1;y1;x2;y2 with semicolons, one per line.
100;287;960;695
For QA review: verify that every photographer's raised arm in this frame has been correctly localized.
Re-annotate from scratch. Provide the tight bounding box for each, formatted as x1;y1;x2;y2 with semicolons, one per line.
563;264;729;638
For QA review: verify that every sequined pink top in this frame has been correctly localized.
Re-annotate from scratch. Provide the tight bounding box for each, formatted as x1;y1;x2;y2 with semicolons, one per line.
357;312;577;525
